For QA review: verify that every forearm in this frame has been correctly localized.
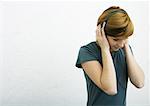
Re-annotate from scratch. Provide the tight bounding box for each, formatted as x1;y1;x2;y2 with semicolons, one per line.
100;49;117;91
124;44;145;88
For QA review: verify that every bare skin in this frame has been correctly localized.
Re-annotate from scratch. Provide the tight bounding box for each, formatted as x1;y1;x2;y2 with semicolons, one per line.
81;22;144;96
123;42;145;88
96;22;145;88
82;22;117;95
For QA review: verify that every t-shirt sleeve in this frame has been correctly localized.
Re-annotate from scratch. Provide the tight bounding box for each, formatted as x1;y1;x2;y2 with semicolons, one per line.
75;46;99;68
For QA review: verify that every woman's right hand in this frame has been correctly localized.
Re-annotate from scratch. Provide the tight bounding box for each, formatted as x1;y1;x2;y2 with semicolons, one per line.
96;22;110;51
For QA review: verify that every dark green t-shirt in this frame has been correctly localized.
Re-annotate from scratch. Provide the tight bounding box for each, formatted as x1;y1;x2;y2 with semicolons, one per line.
75;41;130;106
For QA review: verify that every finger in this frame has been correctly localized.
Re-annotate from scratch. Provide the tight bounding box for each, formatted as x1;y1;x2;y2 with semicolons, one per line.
96;26;99;33
96;28;99;38
96;24;101;35
97;24;101;33
101;22;106;36
102;22;106;28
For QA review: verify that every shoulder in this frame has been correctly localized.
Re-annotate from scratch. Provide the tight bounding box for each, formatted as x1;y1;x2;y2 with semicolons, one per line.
80;41;100;53
76;41;101;68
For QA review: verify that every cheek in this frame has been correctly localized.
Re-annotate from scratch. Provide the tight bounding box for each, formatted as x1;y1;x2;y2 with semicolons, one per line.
107;38;117;47
108;40;116;47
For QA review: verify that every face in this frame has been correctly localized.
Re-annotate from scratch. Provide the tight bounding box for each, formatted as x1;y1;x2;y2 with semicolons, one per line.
107;36;128;52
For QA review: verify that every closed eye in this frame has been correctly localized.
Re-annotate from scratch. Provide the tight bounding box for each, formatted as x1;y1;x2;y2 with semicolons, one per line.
113;39;119;41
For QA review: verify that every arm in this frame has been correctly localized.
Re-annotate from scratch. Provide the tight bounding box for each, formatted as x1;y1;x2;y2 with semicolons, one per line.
81;22;117;95
81;48;117;95
124;43;145;88
100;48;117;94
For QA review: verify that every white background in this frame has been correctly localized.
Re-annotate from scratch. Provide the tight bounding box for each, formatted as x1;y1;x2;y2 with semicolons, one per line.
0;1;149;106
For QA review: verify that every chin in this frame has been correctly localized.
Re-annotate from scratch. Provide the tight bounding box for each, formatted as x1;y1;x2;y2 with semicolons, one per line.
111;48;119;52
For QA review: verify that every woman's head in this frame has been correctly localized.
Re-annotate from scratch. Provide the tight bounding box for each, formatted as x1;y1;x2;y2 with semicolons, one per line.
97;6;134;38
97;6;134;51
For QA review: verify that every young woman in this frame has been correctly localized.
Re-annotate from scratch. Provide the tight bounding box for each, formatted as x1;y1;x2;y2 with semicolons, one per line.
75;6;145;106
